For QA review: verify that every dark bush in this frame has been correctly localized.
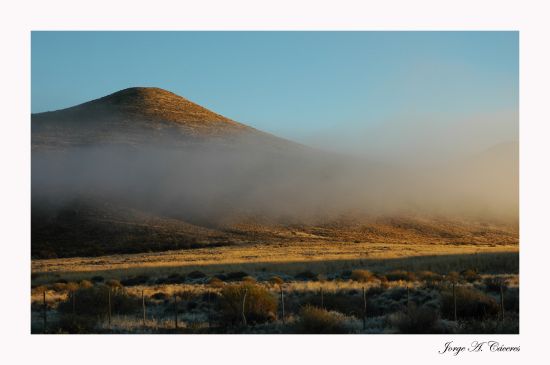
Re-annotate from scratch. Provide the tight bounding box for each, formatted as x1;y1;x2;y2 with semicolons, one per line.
121;275;149;286
441;286;499;320
385;270;416;282
219;282;277;324
350;269;375;283
503;287;519;313
458;315;519;334
340;270;352;279
187;270;207;279
484;276;507;293
208;277;224;288
66;282;80;292
105;279;122;289
214;273;228;281
270;276;284;286
446;271;460;283
461;269;481;283
416;271;442;283
295;271;318;281
225;271;249;281
57;285;140;317
56;314;98;334
151;292;170;301
366;285;385;296
320;292;363;316
391;304;442;334
298;291;362;316
293;305;349;334
91;276;104;283
79;280;94;289
156;273;186;284
52;282;68;292
387;287;408;301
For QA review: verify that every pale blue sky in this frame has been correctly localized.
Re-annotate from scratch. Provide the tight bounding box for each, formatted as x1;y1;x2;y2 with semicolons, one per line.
31;31;518;161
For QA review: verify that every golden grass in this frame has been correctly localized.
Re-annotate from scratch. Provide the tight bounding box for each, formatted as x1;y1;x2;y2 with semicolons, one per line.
31;239;518;285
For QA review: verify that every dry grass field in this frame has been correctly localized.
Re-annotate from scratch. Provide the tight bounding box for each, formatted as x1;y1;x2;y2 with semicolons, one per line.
30;87;519;335
31;215;519;335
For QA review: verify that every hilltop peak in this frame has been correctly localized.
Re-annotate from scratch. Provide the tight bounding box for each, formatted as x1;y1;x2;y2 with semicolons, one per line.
74;87;236;125
97;87;187;105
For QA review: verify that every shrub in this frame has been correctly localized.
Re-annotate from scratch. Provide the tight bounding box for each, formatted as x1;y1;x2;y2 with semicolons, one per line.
225;271;249;281
151;292;170;301
219;283;277;325
503;287;519;313
187;271;206;279
294;306;349;334
121;275;149;286
56;314;98;334
79;280;94;289
441;286;499;320
269;276;284;286
52;282;68;292
211;273;225;281
457;315;519;334
366;285;385;296
66;282;80;292
340;270;352;279
295;271;318;281
208;277;225;288
484;276;506;293
91;276;104;283
105;279;122;289
350;269;375;283
390;304;442;334
241;276;257;283
57;285;140;317
34;285;47;294
319;292;363;316
156;273;186;284
446;271;460;283
461;269;481;283
416;271;442;283
385;270;416;282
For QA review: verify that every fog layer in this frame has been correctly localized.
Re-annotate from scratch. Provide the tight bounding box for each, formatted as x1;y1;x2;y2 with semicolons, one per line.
31;135;519;224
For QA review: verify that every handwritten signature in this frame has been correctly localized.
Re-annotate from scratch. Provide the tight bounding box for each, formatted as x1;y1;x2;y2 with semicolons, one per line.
439;341;520;355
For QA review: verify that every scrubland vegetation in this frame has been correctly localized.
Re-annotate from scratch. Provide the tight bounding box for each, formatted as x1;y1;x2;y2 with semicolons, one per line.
31;252;518;334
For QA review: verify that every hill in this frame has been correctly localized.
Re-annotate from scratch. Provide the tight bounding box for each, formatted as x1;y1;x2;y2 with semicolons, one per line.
31;87;295;150
31;87;519;259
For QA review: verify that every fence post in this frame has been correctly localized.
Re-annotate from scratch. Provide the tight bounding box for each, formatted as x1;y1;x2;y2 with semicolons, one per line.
241;288;248;327
452;283;457;322
108;288;112;328
174;294;178;330
362;287;367;331
500;284;505;321
206;290;211;328
280;285;285;325
72;290;76;315
142;290;146;326
320;287;324;309
42;291;47;334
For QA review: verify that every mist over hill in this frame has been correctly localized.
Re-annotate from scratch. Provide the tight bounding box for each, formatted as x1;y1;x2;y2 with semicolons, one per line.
31;87;518;258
